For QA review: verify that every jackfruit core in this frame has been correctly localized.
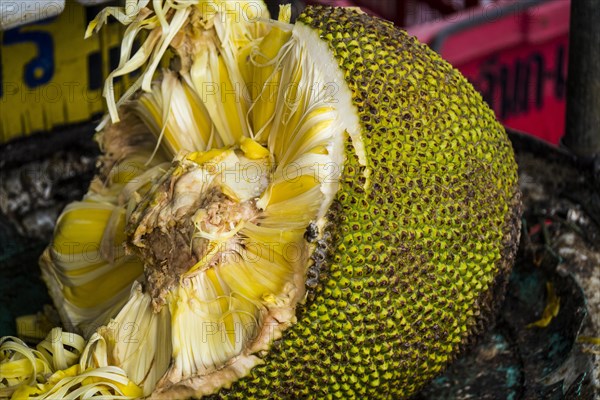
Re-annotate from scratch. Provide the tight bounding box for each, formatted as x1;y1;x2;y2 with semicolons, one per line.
33;6;361;398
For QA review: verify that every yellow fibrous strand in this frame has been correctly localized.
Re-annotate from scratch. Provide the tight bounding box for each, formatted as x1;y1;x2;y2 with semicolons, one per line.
527;282;560;328
135;72;214;156
0;328;141;400
43;201;144;331
250;26;293;139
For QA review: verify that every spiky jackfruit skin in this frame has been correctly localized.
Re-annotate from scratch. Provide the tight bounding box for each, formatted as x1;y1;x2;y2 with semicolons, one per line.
210;6;522;399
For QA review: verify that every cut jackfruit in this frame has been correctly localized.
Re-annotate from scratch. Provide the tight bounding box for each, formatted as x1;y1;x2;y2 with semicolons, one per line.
0;1;522;399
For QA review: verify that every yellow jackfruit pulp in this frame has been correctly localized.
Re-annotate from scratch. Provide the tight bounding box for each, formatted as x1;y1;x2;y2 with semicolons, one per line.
0;1;521;399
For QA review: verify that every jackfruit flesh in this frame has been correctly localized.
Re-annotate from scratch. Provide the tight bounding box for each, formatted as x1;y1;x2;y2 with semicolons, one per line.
0;1;521;399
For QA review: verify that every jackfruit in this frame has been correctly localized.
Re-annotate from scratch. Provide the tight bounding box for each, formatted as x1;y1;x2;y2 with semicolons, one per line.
0;1;522;399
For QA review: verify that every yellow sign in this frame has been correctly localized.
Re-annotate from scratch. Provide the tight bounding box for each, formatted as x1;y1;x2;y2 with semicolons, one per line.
0;1;132;143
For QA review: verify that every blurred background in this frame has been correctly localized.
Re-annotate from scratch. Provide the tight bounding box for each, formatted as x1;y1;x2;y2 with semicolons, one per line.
0;0;569;147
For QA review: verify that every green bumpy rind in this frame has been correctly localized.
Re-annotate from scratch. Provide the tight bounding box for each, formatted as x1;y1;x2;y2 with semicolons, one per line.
214;6;522;399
